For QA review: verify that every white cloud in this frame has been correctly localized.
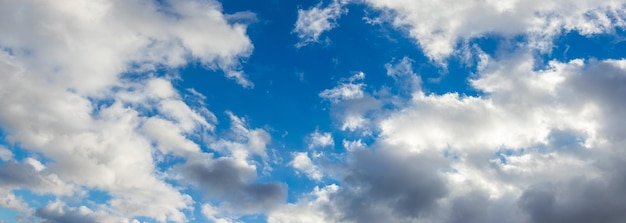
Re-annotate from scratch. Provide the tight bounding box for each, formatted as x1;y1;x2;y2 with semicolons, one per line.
0;188;30;214
0;0;266;222
342;139;365;151
385;57;422;93
340;115;366;132
378;55;601;154
307;131;334;149
268;184;340;223
375;53;615;205
294;0;349;47
319;72;366;103
290;152;323;181
202;203;238;223
362;0;626;61
277;52;626;222
210;111;272;160
141;117;201;156
226;70;254;89
319;83;365;102
320;71;383;134
23;158;45;172
297;0;626;61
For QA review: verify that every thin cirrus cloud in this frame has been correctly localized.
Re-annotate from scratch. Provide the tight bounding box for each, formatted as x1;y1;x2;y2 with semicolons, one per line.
1;0;626;223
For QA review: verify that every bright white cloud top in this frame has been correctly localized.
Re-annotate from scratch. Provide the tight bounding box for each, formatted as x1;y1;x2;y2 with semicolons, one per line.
1;0;626;223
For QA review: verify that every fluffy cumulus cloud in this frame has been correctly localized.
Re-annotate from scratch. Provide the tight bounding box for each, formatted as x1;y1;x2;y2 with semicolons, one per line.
289;152;323;181
307;130;334;149
278;0;626;218
270;52;626;222
0;0;279;222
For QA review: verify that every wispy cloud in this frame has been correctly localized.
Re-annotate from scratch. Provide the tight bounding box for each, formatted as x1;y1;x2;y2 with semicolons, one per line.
293;0;349;47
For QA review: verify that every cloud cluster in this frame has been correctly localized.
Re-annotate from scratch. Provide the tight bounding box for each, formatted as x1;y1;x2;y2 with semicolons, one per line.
2;0;626;222
0;0;279;222
271;53;626;222
281;1;626;221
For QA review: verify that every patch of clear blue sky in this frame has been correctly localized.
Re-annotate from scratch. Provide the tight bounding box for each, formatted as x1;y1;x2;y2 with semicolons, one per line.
0;208;18;223
550;28;626;62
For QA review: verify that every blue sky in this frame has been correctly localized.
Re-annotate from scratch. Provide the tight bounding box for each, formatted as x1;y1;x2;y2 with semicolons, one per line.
1;0;626;223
